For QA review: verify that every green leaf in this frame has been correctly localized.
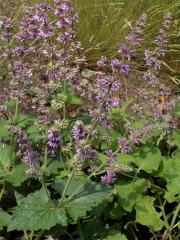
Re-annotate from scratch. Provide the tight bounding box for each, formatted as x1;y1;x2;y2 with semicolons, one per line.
133;147;162;173
170;130;180;147
98;153;107;164
165;178;180;203
159;155;180;203
0;143;15;169
106;232;127;240
116;179;147;212
0;120;11;141
44;160;62;176
27;125;44;143
55;178;113;222
135;196;165;231
5;164;28;187
117;153;134;165
0;208;11;230
66;95;83;105
8;189;68;231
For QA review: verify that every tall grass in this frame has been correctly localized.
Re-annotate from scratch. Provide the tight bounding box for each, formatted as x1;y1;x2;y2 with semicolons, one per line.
72;0;179;64
1;0;179;69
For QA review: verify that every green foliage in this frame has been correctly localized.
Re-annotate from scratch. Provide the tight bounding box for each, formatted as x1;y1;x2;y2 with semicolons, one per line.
133;147;162;173
116;179;147;212
106;232;127;240
55;178;113;222
0;120;11;141
159;153;180;203
0;143;14;170
0;208;11;230
4;164;28;187
8;189;68;231
135;196;165;231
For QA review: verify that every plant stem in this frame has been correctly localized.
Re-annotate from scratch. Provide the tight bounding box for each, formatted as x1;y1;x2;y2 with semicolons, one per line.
159;198;169;228
43;127;48;170
14;99;19;123
172;220;180;230
40;176;53;206
23;231;28;240
0;181;5;202
67;163;106;203
59;171;75;205
29;231;34;240
43;145;48;170
124;77;128;101
170;203;180;229
63;79;66;119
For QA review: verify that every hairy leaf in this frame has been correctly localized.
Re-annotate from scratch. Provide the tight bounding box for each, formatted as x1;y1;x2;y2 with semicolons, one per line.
116;178;147;212
135;196;165;231
159;155;180;203
55;178;113;222
5;164;28;187
0;208;11;230
8;189;68;231
133;147;162;173
0;143;15;169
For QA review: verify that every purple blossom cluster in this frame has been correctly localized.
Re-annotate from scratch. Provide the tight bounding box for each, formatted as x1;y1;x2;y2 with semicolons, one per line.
9;126;39;173
47;129;62;157
125;14;147;46
88;14;149;131
143;13;171;87
71;121;97;163
118;137;132;154
101;170;116;185
105;150;117;164
72;120;86;141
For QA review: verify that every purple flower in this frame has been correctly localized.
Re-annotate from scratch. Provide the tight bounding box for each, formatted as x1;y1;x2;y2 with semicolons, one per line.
125;14;147;47
76;144;97;162
129;131;142;145
47;130;62;156
110;98;120;108
145;50;161;70
97;56;106;68
118;137;131;154
157;49;166;57
118;44;135;60
72;121;85;141
105;150;117;164
22;150;39;167
110;59;130;75
101;170;116;185
98;75;122;91
125;33;144;46
119;64;130;75
154;35;168;46
143;70;159;86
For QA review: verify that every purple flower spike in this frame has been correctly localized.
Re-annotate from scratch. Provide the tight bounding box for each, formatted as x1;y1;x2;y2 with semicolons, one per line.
118;137;131;154
72;120;85;141
47;130;62;157
110;59;130;75
105;150;117;164
23;150;39;167
119;64;130;75
101;170;116;185
118;44;135;60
